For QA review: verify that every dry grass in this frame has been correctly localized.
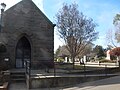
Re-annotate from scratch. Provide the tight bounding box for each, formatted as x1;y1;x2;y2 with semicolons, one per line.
55;63;103;70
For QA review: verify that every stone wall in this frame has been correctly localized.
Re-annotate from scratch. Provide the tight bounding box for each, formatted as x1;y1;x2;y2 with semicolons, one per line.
29;75;116;89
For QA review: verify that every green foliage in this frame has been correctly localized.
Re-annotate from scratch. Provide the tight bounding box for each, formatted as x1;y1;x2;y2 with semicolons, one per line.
57;57;64;62
54;46;61;57
113;14;120;25
98;57;105;60
93;45;105;58
99;59;116;63
113;14;120;42
55;63;83;70
110;55;117;60
79;43;94;57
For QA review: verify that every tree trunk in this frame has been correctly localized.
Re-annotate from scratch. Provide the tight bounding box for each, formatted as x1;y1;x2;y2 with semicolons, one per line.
72;56;75;69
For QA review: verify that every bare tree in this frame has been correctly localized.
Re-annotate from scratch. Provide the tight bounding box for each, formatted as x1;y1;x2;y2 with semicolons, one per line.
106;29;117;47
55;3;98;69
76;42;94;58
105;13;120;48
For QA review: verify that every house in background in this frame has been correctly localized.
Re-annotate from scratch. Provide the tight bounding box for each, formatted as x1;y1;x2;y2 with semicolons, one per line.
0;0;55;70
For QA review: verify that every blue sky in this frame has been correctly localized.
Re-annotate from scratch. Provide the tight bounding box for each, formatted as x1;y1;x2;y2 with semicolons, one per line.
0;0;120;51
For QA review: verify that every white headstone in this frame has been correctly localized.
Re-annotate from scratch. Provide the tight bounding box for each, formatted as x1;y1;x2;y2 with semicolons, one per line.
106;50;111;60
83;56;87;63
64;57;68;63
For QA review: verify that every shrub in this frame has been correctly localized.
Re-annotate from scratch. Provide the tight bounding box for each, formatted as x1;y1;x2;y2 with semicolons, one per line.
57;57;64;62
99;59;115;63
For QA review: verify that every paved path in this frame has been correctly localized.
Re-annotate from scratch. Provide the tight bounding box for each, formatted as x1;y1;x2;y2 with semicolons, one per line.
63;75;120;90
8;82;27;90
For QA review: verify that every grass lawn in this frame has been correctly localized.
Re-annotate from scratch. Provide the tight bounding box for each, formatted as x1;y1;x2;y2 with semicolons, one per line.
55;63;103;70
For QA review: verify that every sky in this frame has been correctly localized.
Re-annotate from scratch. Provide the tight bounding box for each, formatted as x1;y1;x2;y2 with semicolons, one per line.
0;0;120;51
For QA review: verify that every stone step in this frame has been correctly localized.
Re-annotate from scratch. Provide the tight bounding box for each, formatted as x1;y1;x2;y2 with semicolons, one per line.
10;71;26;82
11;75;25;79
12;78;26;82
10;71;25;75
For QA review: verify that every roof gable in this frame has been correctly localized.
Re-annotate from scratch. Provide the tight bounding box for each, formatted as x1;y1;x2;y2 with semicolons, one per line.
5;0;53;26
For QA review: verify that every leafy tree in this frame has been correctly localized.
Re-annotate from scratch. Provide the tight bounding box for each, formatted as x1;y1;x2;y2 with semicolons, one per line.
109;47;120;66
78;43;94;58
56;45;70;57
113;14;120;25
55;45;70;62
109;47;120;56
55;3;98;69
55;46;61;57
113;14;120;42
54;46;61;61
93;45;105;58
106;14;120;47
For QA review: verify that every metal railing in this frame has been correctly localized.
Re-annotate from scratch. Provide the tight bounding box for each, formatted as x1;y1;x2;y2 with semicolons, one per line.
25;60;31;76
25;60;31;89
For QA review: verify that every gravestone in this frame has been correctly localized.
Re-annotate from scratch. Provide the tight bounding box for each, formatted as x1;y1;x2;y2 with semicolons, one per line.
106;50;111;60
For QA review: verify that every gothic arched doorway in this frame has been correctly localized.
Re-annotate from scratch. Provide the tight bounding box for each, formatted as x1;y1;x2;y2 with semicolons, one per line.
15;36;31;68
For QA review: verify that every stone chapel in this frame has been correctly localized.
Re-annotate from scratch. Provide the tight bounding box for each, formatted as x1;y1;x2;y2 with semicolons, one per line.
0;0;54;69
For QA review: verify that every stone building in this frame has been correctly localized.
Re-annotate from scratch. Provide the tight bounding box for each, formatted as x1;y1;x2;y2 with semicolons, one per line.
0;0;55;69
